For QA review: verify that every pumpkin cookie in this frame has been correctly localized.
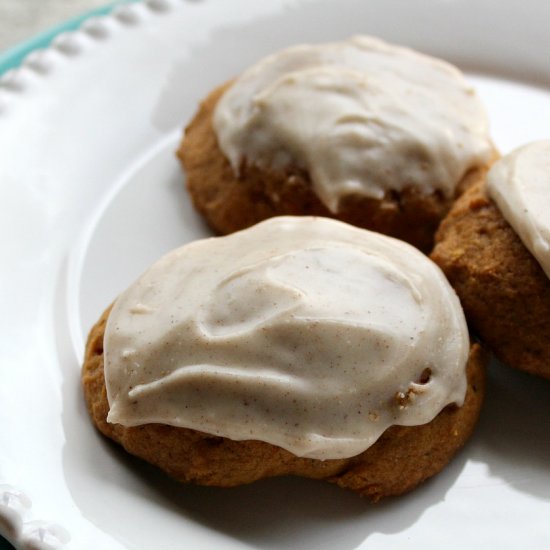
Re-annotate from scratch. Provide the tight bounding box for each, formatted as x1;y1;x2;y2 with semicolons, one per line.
432;141;550;379
82;217;486;500
178;36;495;251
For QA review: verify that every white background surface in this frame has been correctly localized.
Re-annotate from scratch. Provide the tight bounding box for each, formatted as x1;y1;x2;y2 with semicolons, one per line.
0;0;110;52
0;0;549;549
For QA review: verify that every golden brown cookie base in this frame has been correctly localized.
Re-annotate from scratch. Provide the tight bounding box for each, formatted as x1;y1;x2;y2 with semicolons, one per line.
177;82;492;253
431;180;550;379
82;306;486;501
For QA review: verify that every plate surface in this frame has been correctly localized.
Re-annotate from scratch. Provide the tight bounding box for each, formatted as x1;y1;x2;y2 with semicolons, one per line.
1;0;549;548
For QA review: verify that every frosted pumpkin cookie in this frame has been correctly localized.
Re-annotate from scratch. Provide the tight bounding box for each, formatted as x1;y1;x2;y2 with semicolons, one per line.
432;141;550;379
82;216;486;500
177;36;495;252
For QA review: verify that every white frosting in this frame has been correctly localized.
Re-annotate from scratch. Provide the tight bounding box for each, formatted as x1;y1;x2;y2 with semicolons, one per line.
213;35;492;212
487;140;550;279
104;217;469;460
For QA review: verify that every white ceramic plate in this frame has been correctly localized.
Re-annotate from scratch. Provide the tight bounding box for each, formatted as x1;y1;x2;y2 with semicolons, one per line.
1;0;549;548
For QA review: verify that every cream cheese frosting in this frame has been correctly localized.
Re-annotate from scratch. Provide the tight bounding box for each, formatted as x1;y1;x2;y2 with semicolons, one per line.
104;216;469;460
487;140;550;279
213;35;492;212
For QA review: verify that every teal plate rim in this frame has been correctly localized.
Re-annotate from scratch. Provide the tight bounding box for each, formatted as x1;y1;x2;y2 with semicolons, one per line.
0;0;139;75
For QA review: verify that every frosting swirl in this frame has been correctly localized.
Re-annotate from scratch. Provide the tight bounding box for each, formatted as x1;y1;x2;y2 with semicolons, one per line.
213;35;492;212
104;217;469;459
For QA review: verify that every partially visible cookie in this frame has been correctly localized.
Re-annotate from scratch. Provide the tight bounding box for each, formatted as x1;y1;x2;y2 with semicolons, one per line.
178;36;495;252
82;217;486;500
432;141;550;379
